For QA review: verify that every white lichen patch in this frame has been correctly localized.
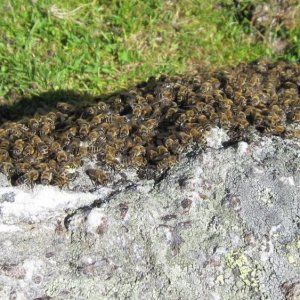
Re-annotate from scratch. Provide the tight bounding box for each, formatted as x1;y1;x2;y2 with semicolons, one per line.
86;208;108;235
237;141;249;156
0;185;107;222
205;128;229;149
279;176;295;186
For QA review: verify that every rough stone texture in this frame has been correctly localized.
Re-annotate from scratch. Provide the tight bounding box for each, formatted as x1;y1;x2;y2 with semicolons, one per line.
0;130;300;300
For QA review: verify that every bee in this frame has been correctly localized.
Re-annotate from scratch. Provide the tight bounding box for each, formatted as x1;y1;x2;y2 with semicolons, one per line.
95;101;109;113
57;132;71;147
132;134;145;145
0;162;14;177
189;127;206;143
86;169;109;185
152;103;162;119
0;149;10;161
31;135;42;147
56;102;75;114
56;150;68;163
157;155;178;172
84;105;98;117
141;103;153;116
130;145;146;157
46;112;58;123
79;123;90;139
16;169;39;186
66;126;77;138
48;159;58;170
12;139;25;157
144;118;158;130
110;97;124;113
284;129;300;139
86;145;104;155
106;126;119;140
40;170;53;185
36;143;49;155
177;131;192;145
0;140;10;150
292;111;300;123
15;163;32;175
23;144;35;156
64;157;83;172
119;124;131;138
49;141;62;154
219;112;231;129
164;137;184;154
34;163;50;172
52;172;70;189
132;104;142;118
43;136;55;146
104;151;120;169
164;106;178;119
265;125;285;135
91;114;105;127
125;155;147;168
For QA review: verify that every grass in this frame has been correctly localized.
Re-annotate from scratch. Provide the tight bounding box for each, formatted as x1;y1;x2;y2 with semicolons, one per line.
0;0;299;102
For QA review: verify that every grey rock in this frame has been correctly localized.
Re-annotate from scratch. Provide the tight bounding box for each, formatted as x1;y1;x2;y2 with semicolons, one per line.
0;131;300;299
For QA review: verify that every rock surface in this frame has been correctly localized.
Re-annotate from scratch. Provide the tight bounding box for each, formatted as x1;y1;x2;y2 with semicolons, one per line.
0;129;300;300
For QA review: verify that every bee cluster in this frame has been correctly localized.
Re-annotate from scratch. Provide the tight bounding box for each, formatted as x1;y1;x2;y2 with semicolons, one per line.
0;60;300;188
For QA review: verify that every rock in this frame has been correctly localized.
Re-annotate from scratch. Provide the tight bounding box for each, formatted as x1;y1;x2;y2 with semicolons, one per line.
0;129;300;299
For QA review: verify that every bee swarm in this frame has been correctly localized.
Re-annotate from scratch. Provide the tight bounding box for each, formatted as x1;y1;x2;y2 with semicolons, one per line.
0;60;300;188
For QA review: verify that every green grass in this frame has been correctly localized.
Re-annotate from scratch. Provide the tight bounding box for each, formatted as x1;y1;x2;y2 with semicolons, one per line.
0;0;299;101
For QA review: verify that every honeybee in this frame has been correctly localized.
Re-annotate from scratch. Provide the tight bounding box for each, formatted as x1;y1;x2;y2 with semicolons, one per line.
15;163;32;175
56;150;68;163
177;131;192;144
157;155;178;172
95;101;109;113
31;135;42;146
0;140;10;150
84;105;98;117
110;97;124;113
79;123;90;139
64;157;83;172
164;106;178;119
292;111;300;123
86;145;104;155
163;137;183;154
106;126;119;140
126;155;147;168
40;170;53;185
219;112;231;129
48;159;58;170
66;126;77;138
87;130;101;144
130;145;146;157
86;169;109;185
287;130;300;139
0;149;9;161
49;142;62;154
119;124;131;138
46;112;58;122
56;102;75;114
58;132;71;147
265;125;285;135
52;172;70;188
22;144;35;156
91;114;104;127
12;139;25;157
144;118;158;130
132;104;142;118
36;143;49;155
16;169;39;186
104;152;120;169
0;162;14;177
